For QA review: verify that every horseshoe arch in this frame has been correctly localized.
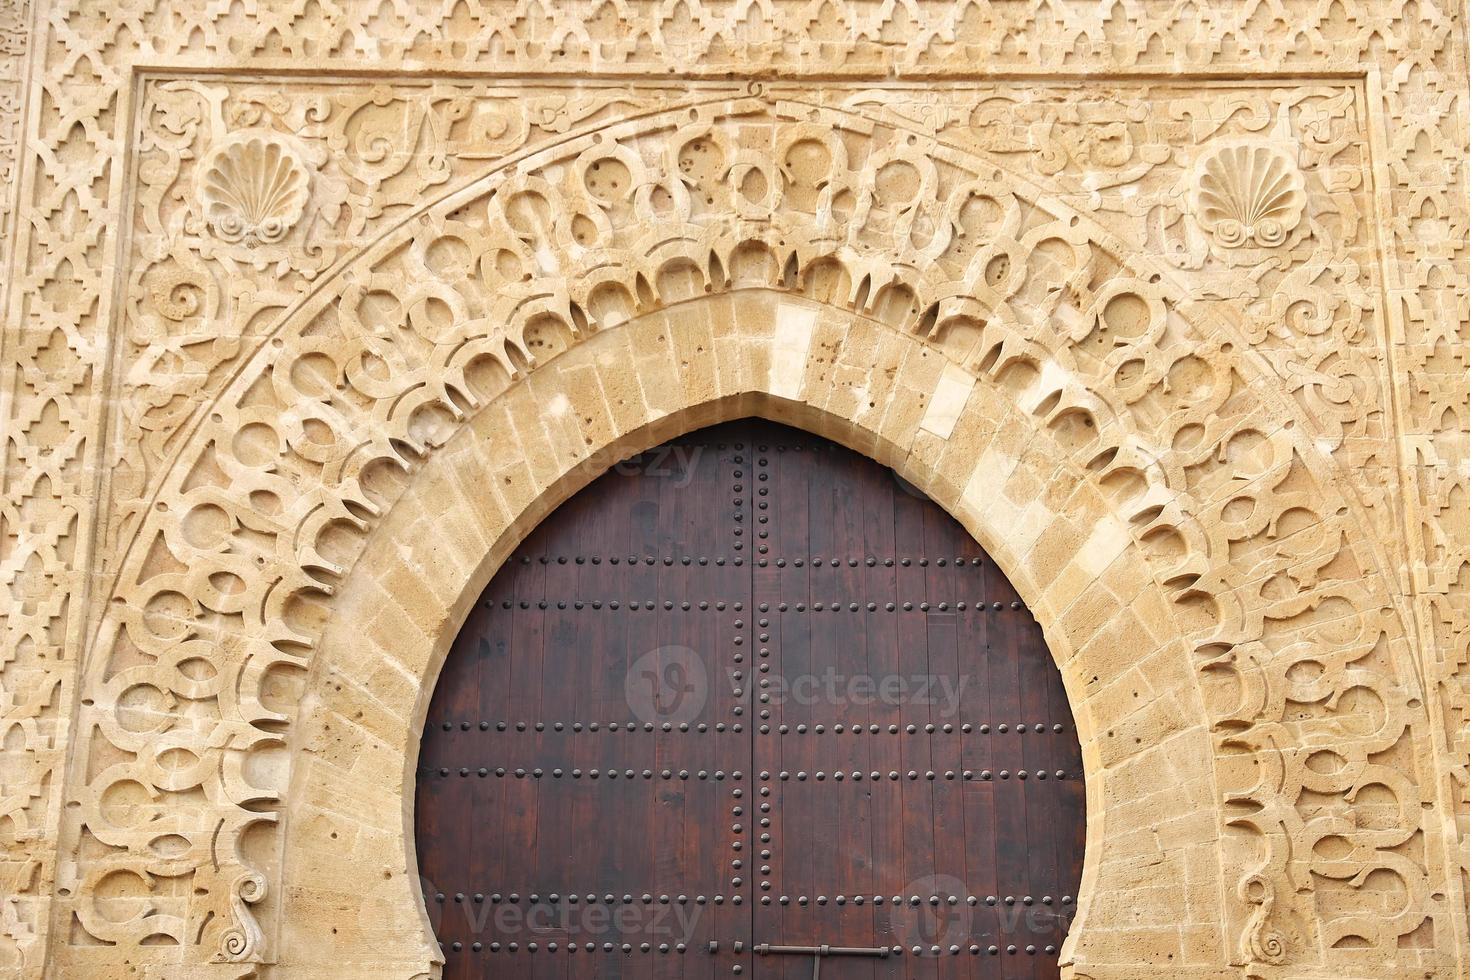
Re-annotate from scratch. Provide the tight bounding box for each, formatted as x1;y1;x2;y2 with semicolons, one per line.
63;98;1432;978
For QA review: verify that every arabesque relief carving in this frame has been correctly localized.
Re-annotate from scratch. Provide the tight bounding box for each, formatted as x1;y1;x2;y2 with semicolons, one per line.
0;1;1467;978
53;84;1435;976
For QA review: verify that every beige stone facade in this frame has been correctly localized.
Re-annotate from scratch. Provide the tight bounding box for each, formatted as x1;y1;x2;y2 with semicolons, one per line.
1;1;1469;977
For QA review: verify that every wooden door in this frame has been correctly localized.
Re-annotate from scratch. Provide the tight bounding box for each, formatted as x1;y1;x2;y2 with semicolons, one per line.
415;420;1085;980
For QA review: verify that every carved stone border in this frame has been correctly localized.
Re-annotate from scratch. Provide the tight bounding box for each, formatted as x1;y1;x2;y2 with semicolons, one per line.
42;83;1435;979
0;3;1466;978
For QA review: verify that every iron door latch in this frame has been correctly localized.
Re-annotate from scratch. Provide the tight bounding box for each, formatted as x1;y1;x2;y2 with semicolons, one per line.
753;942;890;979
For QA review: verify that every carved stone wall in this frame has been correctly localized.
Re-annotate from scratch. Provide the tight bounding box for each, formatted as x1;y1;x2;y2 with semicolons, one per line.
1;2;1468;978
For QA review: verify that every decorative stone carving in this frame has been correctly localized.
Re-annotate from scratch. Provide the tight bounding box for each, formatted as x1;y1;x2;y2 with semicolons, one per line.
198;133;310;248
218;871;266;963
1191;141;1306;251
52;90;1429;976
0;1;1467;978
1239;872;1289;967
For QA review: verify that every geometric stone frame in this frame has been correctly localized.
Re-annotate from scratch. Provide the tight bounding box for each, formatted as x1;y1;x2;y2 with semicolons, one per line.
5;4;1470;980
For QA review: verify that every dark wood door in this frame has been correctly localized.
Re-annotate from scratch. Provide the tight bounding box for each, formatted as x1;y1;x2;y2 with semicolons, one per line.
416;420;1085;980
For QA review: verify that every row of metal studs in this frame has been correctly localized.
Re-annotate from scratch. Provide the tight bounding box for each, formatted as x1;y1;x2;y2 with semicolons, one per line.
432;892;1074;906
423;767;1072;780
768;769;1070;781
439;940;1063;956
426;767;743;779
728;451;746;913
485;599;1024;611
434;721;740;732
751;447;772;953
508;555;987;566
431;721;1067;734
490;599;741;609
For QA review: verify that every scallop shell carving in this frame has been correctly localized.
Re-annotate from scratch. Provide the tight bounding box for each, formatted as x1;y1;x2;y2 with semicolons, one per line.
199;135;310;247
1191;142;1305;250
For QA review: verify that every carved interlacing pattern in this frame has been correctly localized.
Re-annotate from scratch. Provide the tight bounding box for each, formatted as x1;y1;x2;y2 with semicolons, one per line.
119;78;1396;572
0;0;1465;977
110;78;695;570
68;97;1436;971
0;0;44;974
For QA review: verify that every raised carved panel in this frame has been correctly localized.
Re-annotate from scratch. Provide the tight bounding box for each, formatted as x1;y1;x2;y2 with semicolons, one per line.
0;1;1465;977
109;77;1399;576
107;78;698;571
57;83;1435;974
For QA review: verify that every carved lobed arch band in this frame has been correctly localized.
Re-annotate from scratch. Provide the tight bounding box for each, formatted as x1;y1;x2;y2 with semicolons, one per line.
61;97;1434;977
282;296;1216;978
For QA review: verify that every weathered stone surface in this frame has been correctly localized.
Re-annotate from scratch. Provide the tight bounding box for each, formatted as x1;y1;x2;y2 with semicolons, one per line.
0;2;1467;977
